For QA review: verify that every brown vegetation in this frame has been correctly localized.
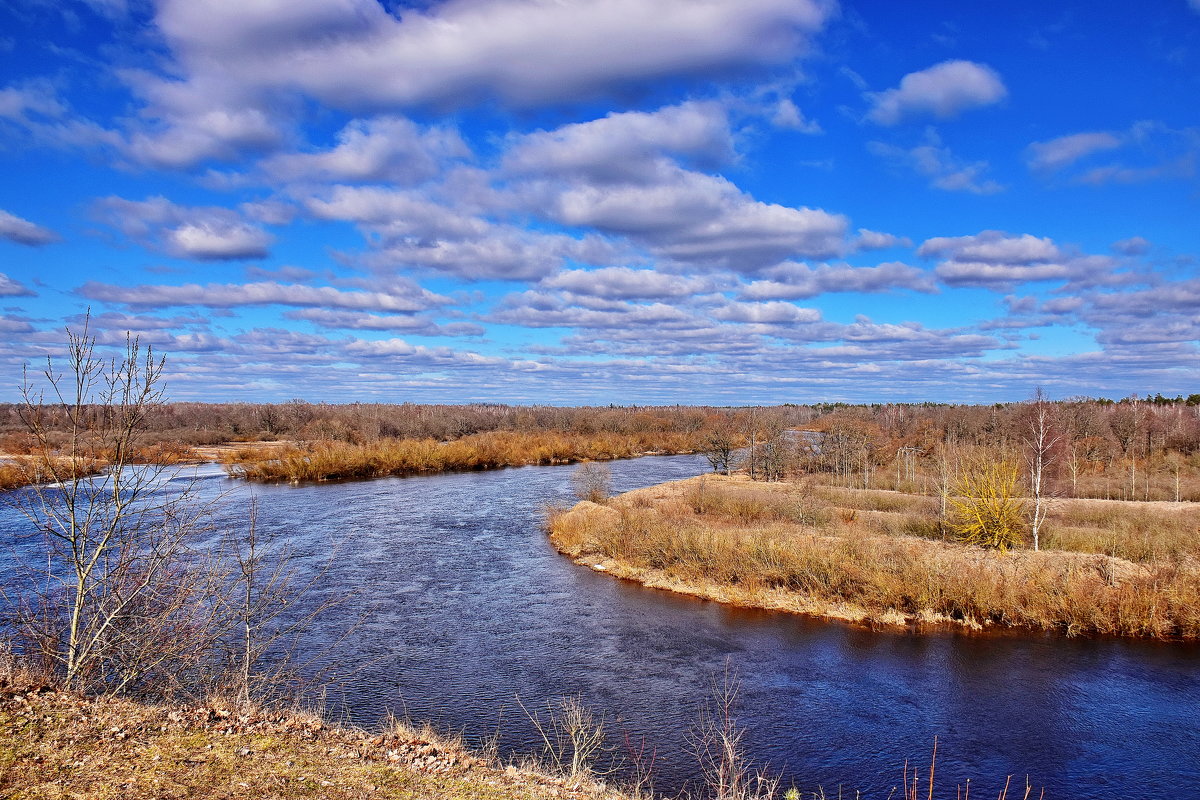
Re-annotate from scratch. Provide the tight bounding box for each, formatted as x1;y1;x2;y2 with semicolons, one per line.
0;457;105;491
224;430;701;482
548;475;1200;639
0;677;621;800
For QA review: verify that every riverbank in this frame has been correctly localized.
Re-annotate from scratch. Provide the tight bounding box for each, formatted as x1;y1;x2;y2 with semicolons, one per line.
222;431;700;482
0;679;625;800
548;475;1200;639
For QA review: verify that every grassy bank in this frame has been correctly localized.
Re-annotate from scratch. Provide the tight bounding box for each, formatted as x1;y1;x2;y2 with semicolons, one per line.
0;679;623;800
548;475;1200;639
0;457;107;492
224;430;699;482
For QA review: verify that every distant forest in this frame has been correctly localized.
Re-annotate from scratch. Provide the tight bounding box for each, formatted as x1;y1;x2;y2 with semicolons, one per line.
2;395;1198;500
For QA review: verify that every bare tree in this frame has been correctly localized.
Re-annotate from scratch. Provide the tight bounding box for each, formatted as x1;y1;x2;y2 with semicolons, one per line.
689;665;778;800
571;462;612;504
7;321;223;694
1024;390;1062;552
222;496;350;704
700;425;738;476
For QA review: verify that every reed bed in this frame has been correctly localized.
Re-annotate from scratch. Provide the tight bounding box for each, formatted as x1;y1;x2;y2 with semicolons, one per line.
225;430;699;482
549;476;1200;639
0;457;106;491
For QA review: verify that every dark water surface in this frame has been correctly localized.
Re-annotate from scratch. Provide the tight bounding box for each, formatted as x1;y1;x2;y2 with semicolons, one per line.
4;455;1198;798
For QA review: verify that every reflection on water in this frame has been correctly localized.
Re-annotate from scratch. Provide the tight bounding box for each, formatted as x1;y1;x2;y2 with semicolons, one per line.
3;455;1198;798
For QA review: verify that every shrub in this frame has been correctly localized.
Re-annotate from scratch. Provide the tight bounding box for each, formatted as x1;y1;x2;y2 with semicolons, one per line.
948;460;1025;552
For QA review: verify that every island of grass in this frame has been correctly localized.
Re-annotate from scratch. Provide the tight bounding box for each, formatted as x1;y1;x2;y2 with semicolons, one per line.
548;474;1200;639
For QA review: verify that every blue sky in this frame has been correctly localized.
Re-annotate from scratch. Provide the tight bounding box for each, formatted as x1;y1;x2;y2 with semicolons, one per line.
0;0;1197;404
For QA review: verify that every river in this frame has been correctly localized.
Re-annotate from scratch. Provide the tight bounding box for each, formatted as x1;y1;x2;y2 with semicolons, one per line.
3;454;1198;798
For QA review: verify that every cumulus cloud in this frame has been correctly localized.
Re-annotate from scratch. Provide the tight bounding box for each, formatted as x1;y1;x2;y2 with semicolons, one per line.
306;184;622;280
544;163;849;269
503;101;734;181
1024;121;1200;187
285;308;484;336
108;0;833;168
0;209;60;246
854;229;912;251
739;261;937;299
121;89;286;169
920;230;1060;263
92;196;273;260
541;267;714;299
710;300;822;324
0;272;36;297
77;279;451;312
153;0;834;109
1026;131;1121;172
869;133;1003;194
1112;236;1151;256
867;60;1007;125
919;230;1111;289
261;116;469;185
490;291;702;330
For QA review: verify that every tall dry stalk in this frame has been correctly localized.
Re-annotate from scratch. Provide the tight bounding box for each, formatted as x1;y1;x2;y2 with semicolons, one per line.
518;694;608;785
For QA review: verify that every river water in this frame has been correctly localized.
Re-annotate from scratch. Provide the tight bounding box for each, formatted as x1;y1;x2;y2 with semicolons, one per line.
3;455;1198;798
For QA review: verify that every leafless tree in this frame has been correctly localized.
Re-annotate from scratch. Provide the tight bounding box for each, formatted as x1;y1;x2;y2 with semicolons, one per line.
571;462;612;504
701;425;739;476
7;321;224;694
689;665;778;800
1024;390;1063;552
5;322;350;701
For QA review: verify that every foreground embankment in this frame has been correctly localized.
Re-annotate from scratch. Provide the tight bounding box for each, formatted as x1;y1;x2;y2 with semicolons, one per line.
548;475;1200;639
0;681;623;800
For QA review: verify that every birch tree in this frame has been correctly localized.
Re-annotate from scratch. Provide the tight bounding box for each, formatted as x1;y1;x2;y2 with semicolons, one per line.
1024;390;1062;552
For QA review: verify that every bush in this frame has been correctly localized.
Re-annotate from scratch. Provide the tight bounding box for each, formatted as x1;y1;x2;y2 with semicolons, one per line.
948;460;1025;552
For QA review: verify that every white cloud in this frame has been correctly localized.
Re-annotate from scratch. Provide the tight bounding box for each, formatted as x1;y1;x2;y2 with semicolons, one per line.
919;231;1061;263
0;81;66;120
285;308;484;336
153;0;835;109
0;209;59;246
919;230;1113;289
867;60;1007;125
854;229;912;251
542;267;714;299
503;101;734;181
1026;131;1122;172
92;196;273;260
306;185;622;281
121;89;285;168
739;261;936;299
0;272;36;297
546;164;849;269
77;280;451;312
869;132;1003;194
710;300;822;324
262;116;469;185
1112;236;1151;256
1023;121;1200;187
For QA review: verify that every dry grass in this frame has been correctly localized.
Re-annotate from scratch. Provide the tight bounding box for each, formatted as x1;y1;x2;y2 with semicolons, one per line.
0;456;106;492
225;430;699;482
0;679;623;800
549;476;1200;639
